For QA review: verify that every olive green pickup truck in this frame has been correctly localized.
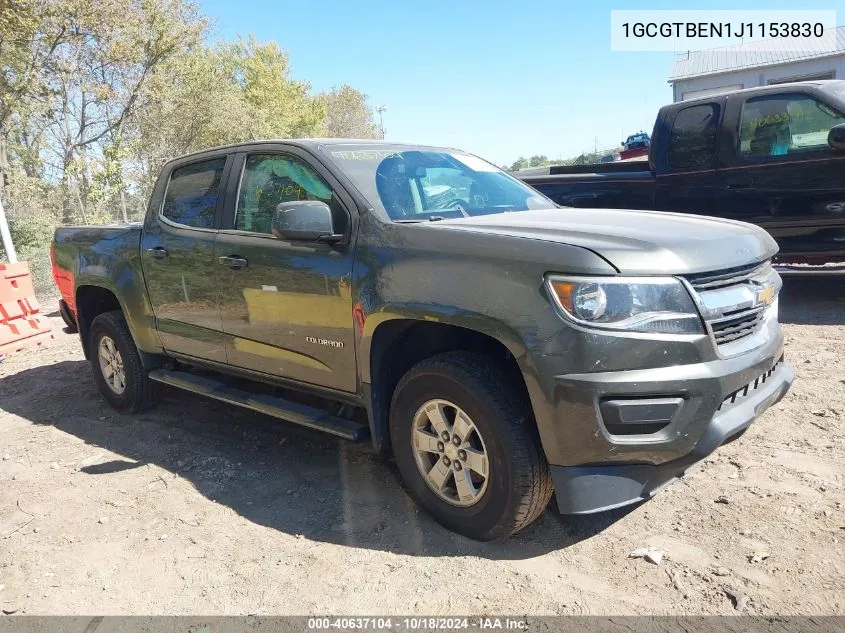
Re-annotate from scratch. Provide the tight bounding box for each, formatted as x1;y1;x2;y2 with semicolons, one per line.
51;140;793;540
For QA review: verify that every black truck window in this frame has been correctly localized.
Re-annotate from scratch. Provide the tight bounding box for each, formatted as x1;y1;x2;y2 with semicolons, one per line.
668;104;719;169
161;158;226;229
738;94;845;157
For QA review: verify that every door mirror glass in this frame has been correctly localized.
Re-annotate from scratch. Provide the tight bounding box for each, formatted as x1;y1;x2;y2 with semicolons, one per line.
272;201;334;241
828;123;845;150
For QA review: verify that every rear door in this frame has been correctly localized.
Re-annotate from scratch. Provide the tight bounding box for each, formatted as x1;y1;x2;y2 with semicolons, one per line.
719;90;845;258
140;155;231;362
214;147;358;393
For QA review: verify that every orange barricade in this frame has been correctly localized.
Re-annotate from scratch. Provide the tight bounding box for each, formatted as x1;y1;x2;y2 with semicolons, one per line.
0;261;53;354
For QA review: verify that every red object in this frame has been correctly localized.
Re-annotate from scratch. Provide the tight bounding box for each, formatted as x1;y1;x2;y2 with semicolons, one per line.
353;303;366;336
50;242;76;314
0;261;53;354
619;147;649;161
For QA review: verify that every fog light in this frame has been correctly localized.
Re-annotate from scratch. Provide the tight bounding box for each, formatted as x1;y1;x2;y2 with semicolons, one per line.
599;397;684;436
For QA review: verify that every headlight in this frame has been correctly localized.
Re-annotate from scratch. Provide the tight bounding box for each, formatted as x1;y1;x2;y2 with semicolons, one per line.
546;275;704;334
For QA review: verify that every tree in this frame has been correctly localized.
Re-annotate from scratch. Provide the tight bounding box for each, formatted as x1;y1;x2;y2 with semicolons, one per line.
128;36;331;201
529;154;549;167
0;0;62;194
323;85;379;139
1;0;207;222
128;45;252;199
509;157;529;171
224;35;326;140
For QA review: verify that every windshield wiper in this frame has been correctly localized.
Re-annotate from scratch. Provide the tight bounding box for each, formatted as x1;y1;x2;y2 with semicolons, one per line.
394;216;447;223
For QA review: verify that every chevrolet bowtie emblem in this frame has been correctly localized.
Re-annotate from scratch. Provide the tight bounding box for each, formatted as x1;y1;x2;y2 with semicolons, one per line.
755;284;776;306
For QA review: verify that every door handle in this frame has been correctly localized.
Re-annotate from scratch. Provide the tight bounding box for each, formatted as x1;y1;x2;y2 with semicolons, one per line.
146;247;169;259
726;182;752;190
218;255;248;269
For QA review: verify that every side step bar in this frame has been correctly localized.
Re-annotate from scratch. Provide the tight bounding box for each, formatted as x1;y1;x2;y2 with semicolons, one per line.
148;369;369;442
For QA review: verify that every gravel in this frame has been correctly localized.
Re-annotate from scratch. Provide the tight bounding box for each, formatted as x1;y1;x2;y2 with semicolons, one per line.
0;275;842;615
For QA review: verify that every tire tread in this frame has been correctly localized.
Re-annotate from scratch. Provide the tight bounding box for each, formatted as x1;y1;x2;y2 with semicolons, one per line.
392;351;553;539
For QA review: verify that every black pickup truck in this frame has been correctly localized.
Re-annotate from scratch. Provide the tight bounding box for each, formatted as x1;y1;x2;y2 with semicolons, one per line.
52;140;792;540
521;80;845;264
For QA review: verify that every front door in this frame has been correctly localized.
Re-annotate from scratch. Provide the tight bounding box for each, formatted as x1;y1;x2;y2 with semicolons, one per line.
140;156;230;362
214;150;357;392
721;91;845;259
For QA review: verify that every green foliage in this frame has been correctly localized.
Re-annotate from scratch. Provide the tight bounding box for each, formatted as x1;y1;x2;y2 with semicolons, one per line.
509;157;529;171
324;85;380;139
0;0;380;297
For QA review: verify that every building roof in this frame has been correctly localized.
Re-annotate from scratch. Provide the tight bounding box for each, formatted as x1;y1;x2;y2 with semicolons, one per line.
669;25;845;82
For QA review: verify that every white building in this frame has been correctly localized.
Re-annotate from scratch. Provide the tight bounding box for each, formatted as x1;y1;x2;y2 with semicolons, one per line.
669;26;845;102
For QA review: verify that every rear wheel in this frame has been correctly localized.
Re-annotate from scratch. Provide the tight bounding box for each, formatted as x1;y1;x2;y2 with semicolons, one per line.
89;310;156;413
390;352;553;540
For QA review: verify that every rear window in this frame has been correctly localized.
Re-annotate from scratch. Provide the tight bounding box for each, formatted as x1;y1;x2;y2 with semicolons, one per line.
161;158;226;229
668;104;720;169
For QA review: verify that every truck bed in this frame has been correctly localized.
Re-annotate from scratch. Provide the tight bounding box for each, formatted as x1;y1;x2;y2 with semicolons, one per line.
517;160;650;178
519;165;656;210
52;223;143;314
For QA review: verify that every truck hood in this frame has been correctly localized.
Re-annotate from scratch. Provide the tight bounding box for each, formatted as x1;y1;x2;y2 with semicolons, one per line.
434;208;778;275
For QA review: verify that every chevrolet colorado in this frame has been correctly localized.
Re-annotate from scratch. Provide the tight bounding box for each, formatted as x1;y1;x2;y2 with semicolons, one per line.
520;80;845;264
51;140;793;540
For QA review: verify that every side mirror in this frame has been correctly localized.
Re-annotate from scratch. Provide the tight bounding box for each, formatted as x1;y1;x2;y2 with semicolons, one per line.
272;201;340;242
828;123;845;150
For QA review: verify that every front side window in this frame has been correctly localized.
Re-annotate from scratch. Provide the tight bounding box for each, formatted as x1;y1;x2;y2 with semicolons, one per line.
323;146;552;221
668;104;719;169
236;154;338;235
738;94;845;157
161;158;226;229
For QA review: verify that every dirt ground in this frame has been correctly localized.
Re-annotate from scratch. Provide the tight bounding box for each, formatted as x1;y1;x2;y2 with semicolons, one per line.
0;276;843;616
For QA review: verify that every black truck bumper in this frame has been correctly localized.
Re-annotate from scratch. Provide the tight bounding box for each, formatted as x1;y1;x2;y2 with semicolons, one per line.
542;335;793;514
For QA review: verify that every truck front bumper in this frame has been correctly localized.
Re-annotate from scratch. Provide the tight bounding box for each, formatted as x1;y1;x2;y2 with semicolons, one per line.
542;334;793;514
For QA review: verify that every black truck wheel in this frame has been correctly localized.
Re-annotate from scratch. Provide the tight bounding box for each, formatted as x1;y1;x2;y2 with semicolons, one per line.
88;310;156;413
390;351;553;540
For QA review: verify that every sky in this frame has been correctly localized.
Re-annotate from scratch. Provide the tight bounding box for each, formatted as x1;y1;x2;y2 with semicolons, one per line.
196;0;839;166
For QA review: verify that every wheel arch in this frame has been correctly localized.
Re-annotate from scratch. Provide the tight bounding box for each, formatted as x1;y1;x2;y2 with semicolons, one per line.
363;311;541;457
74;284;164;369
75;285;123;359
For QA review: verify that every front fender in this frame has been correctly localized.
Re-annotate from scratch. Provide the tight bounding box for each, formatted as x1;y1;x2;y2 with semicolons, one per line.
358;303;530;384
357;304;559;463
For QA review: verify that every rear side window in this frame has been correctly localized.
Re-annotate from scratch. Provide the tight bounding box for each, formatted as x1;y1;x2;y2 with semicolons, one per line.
668;104;720;169
161;158;226;229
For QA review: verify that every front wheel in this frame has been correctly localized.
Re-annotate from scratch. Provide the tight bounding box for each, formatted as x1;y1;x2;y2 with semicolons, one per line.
89;310;156;413
390;352;553;540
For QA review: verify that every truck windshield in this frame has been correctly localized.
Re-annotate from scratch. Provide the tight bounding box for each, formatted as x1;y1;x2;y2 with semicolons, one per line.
321;145;553;221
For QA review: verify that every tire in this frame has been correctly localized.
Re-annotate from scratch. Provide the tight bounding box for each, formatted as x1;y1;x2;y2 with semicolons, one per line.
88;310;156;413
389;351;553;540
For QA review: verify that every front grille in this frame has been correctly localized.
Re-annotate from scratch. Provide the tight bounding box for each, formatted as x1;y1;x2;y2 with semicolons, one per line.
685;261;770;292
682;260;778;351
718;357;782;410
711;309;766;345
